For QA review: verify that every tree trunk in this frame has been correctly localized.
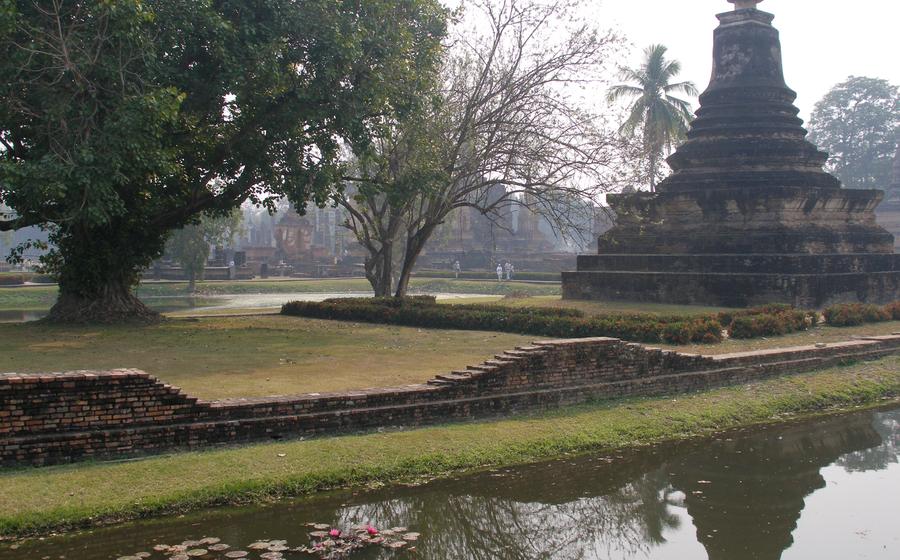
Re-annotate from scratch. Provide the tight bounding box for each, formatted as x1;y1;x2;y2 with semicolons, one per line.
365;241;394;297
46;277;159;324
187;271;197;294
43;222;166;324
395;226;435;298
648;150;659;192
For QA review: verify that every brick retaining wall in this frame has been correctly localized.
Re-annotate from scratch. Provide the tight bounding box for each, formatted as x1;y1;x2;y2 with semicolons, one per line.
2;335;899;467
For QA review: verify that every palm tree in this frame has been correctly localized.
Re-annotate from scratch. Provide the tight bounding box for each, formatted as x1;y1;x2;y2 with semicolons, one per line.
608;44;698;191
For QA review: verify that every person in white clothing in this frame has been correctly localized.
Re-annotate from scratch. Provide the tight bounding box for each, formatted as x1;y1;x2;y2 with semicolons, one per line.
496;263;504;281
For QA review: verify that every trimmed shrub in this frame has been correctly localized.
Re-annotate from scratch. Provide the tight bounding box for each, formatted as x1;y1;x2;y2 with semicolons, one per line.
721;304;814;339
823;303;892;327
282;298;724;345
884;301;900;321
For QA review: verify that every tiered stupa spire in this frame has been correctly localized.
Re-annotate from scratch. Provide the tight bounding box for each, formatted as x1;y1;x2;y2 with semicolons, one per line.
562;0;900;308
660;0;839;192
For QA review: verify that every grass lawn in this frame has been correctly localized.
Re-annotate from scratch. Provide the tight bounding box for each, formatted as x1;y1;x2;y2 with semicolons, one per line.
0;316;533;399
1;355;897;538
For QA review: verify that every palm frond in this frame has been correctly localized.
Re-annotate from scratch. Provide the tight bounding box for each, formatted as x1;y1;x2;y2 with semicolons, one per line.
664;80;700;98
607;85;644;104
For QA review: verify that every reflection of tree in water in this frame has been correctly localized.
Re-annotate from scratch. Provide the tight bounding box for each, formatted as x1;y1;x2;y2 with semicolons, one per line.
667;411;885;560
835;409;900;472
334;410;895;560
337;457;680;560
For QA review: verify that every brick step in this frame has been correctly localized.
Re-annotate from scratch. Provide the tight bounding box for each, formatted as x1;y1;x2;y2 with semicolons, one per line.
434;373;472;383
483;359;515;367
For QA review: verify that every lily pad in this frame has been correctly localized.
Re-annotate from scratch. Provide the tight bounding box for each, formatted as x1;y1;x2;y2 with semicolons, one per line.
313;523;330;530
402;533;420;541
247;542;270;550
169;555;190;560
259;553;283;560
267;545;289;552
224;552;248;559
209;544;230;552
200;538;221;545
186;549;207;557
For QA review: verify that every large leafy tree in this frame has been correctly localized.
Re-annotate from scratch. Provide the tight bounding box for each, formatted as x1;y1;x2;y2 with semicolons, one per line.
607;44;697;191
808;76;899;190
0;0;445;322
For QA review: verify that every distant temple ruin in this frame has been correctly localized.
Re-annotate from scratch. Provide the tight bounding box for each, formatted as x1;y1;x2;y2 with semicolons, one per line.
563;0;900;307
226;192;599;278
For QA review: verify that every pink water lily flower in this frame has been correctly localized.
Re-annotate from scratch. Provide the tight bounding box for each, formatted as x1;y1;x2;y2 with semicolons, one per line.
366;526;379;536
329;528;342;538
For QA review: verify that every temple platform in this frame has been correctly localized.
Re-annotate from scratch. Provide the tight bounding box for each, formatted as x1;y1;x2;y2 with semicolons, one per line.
563;254;900;308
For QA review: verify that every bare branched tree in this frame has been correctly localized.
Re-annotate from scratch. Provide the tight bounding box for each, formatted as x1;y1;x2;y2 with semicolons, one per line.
336;0;625;297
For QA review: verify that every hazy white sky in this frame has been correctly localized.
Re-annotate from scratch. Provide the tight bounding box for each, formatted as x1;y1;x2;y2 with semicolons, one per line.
597;0;900;120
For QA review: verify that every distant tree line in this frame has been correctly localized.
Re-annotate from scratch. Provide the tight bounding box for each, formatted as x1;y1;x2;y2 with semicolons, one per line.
809;76;899;193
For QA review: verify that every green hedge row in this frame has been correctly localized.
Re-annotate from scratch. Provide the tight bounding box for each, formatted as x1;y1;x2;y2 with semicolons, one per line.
719;304;816;339
281;298;830;345
823;302;900;327
283;297;723;344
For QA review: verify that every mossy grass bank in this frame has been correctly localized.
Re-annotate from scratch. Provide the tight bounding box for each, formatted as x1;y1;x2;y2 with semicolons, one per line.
2;356;898;539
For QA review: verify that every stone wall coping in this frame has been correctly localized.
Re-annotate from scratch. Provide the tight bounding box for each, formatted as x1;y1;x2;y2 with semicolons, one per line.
709;339;884;361
860;334;900;341
532;337;621;346
0;368;154;381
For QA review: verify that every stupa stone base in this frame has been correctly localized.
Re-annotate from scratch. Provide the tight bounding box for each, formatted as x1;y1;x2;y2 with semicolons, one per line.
563;254;900;308
600;187;893;255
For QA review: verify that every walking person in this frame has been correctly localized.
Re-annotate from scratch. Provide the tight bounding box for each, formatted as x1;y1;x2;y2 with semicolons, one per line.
507;262;514;281
496;263;504;282
453;260;461;279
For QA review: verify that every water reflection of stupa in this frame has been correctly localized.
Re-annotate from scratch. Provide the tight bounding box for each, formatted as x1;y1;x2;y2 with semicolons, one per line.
668;413;883;560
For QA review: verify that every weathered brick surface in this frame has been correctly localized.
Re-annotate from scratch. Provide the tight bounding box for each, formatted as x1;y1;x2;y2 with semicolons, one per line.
2;335;899;467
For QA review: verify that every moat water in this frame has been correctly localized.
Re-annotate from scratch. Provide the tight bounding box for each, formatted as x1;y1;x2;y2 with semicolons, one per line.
2;406;898;559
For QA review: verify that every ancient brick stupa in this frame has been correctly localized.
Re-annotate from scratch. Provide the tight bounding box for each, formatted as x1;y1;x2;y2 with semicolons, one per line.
563;0;900;307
